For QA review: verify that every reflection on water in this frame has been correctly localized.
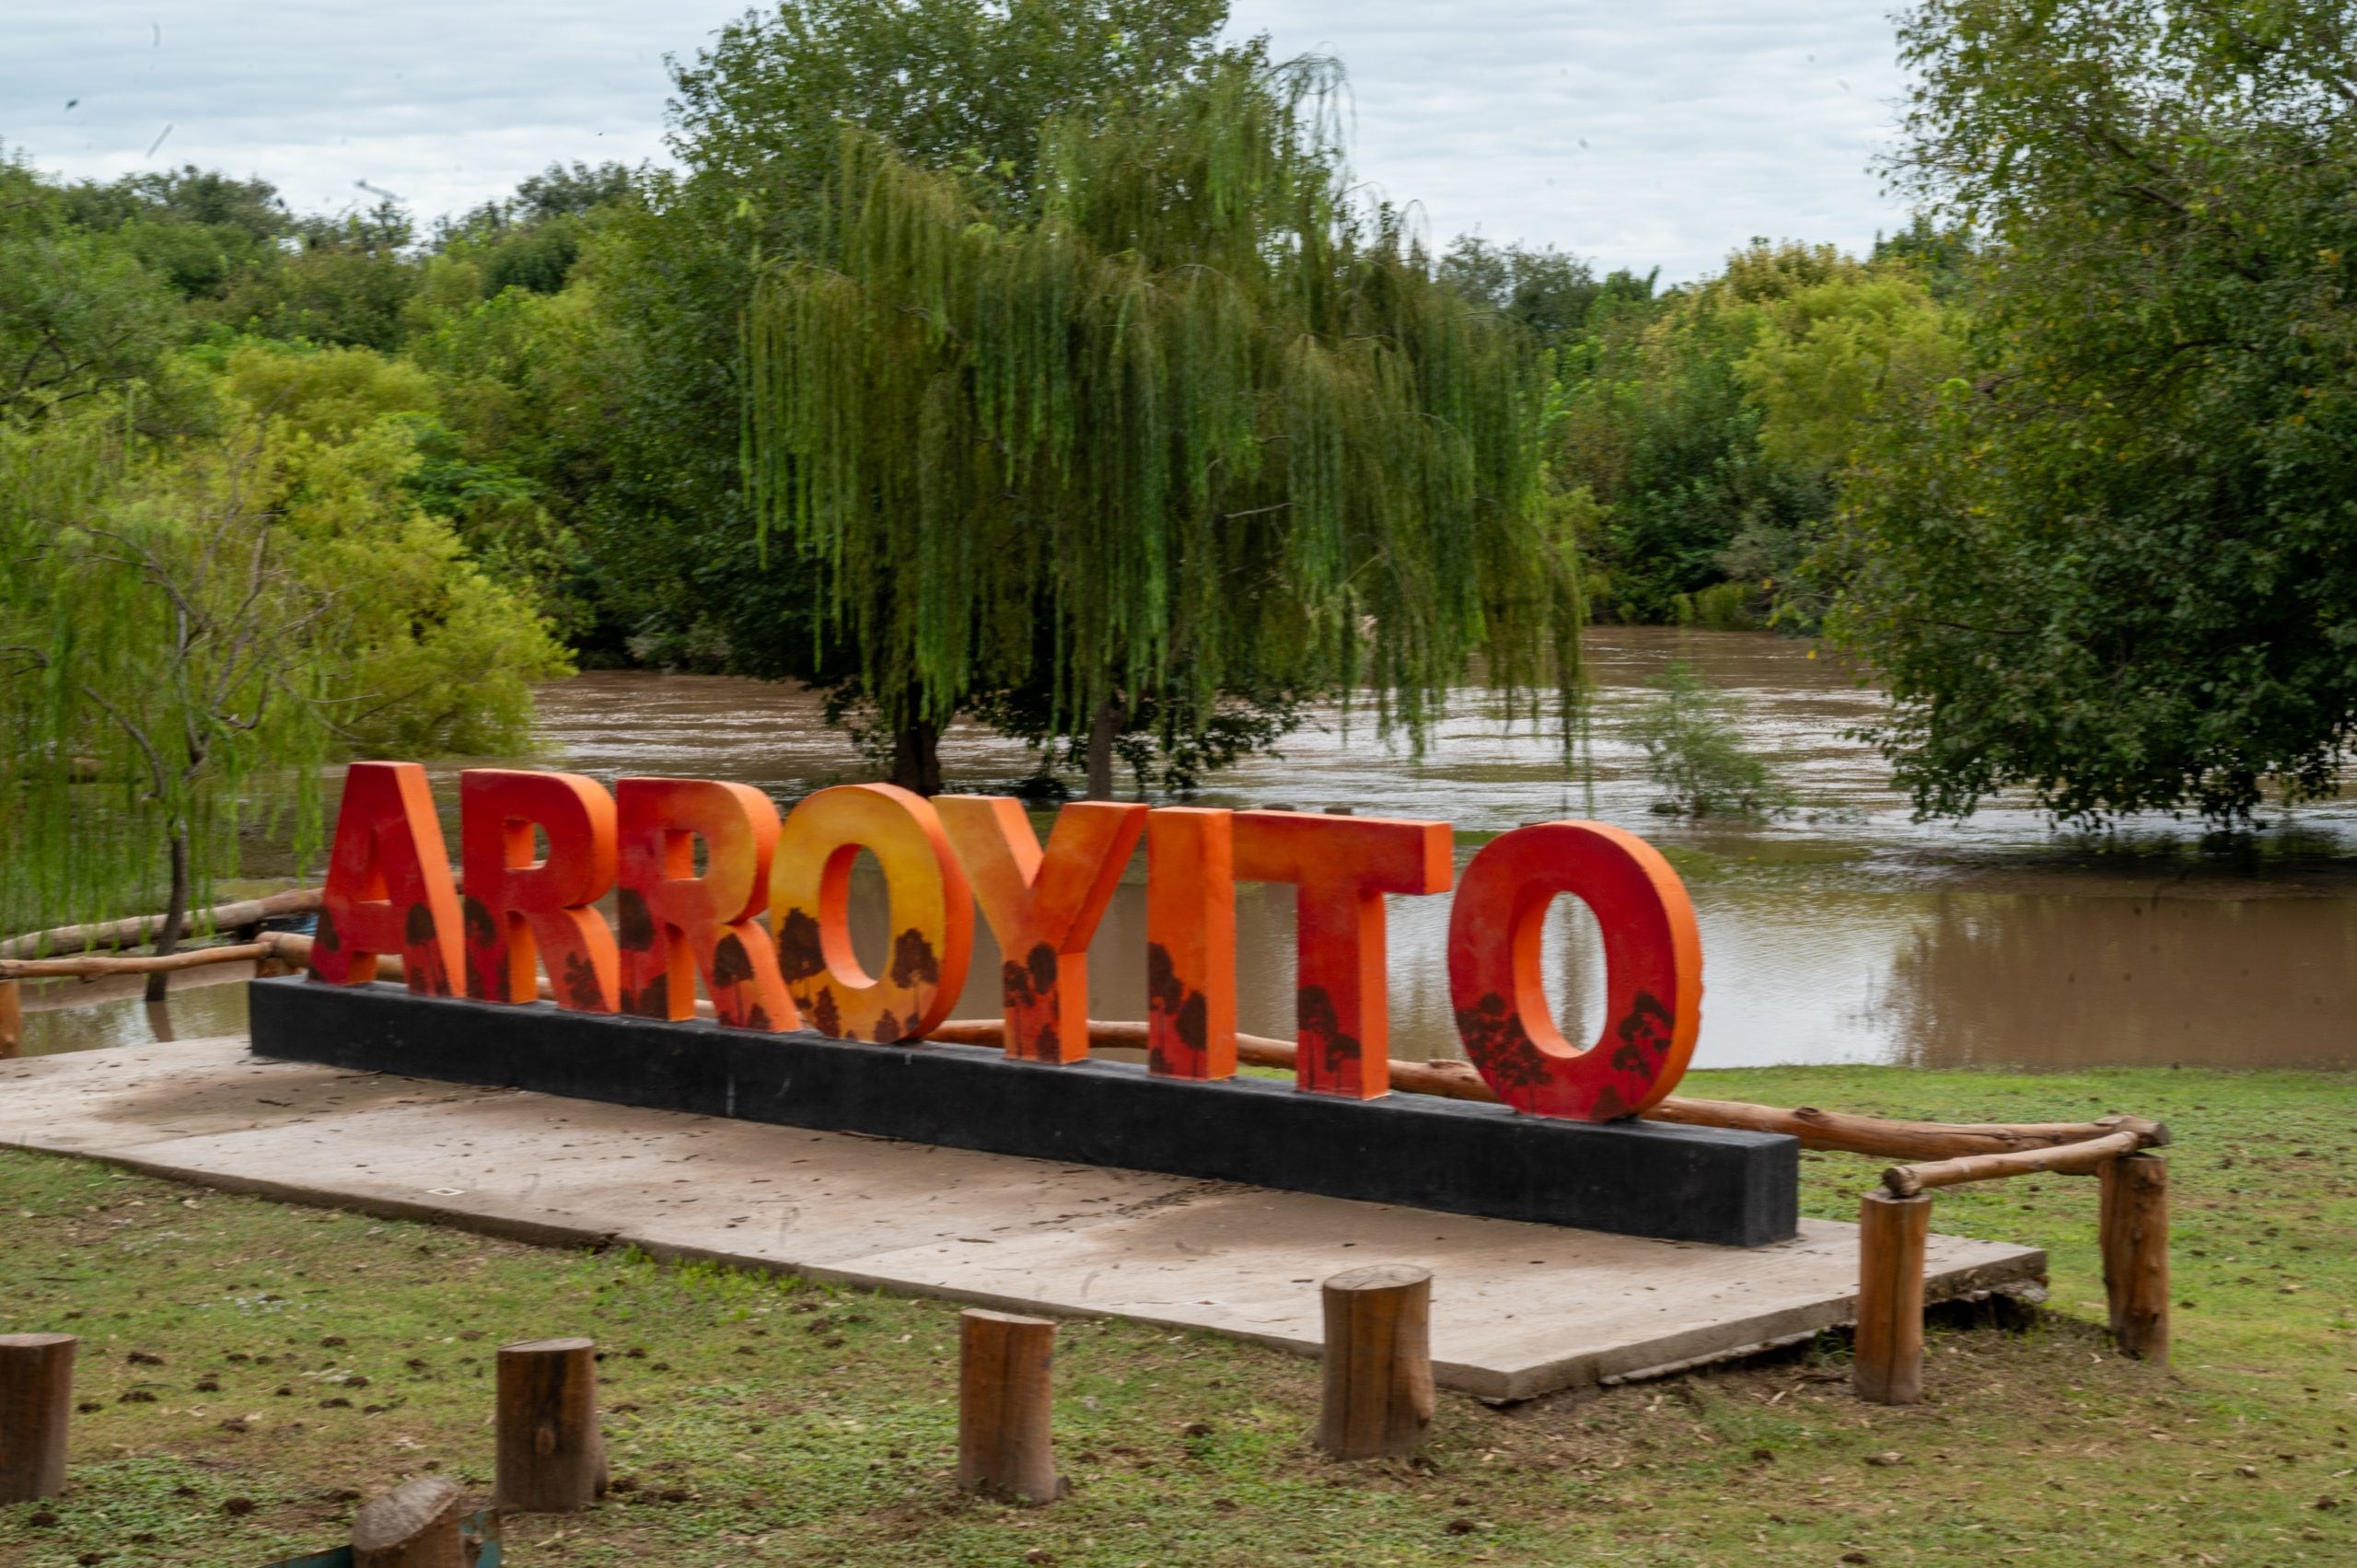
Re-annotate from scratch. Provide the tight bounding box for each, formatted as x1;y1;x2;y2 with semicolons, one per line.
17;965;250;1056
29;628;2357;1069
1880;892;2357;1070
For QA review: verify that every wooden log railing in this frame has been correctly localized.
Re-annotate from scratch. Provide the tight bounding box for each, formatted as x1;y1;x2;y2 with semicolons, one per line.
933;1018;2173;1404
6;956;2172;1406
0;887;321;960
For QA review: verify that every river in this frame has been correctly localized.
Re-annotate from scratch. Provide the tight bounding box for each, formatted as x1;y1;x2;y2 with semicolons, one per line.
24;628;2357;1070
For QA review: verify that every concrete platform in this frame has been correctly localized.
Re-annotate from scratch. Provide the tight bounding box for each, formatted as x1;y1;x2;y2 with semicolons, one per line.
0;1038;2045;1400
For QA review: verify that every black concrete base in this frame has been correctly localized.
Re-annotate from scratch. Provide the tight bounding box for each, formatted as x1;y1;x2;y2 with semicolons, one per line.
248;979;1798;1247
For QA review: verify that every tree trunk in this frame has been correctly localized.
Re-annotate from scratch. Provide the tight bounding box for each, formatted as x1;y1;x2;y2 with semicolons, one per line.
145;829;191;1005
1084;696;1124;801
889;716;943;796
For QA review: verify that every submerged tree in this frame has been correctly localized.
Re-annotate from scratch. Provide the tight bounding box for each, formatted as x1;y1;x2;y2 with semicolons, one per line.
0;370;568;957
748;61;1581;792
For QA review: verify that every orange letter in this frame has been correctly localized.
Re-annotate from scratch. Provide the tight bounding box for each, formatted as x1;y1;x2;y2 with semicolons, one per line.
771;784;971;1043
309;761;462;996
459;769;620;1012
1144;807;1236;1080
1446;820;1701;1121
615;777;798;1031
937;797;1145;1063
1231;811;1453;1098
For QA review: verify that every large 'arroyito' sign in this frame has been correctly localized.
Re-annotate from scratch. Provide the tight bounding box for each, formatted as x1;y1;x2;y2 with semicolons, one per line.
309;762;1703;1123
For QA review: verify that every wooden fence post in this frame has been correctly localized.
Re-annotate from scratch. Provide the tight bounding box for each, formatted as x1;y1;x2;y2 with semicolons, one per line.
1317;1264;1434;1459
1854;1191;1932;1405
0;1333;75;1503
958;1309;1060;1503
2100;1152;2169;1365
494;1338;605;1513
0;979;21;1059
351;1475;465;1568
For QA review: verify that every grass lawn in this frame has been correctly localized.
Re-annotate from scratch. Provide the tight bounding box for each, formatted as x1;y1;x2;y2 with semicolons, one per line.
2;1063;2353;1567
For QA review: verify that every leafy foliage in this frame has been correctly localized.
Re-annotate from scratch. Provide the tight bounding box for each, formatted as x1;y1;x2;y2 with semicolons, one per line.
1621;659;1794;818
0;363;568;935
1825;0;2357;822
579;0;1288;759
748;63;1580;781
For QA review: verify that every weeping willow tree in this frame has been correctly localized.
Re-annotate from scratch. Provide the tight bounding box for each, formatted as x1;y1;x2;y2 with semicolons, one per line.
0;373;568;971
748;59;1581;794
0;407;335;984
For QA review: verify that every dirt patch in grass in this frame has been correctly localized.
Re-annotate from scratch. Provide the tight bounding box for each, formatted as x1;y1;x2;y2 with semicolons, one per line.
2;1064;2352;1565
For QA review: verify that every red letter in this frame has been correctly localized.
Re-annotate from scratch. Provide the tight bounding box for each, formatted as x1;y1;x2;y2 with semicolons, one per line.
309;761;462;996
938;797;1146;1063
1231;811;1453;1098
1144;807;1236;1080
459;769;620;1012
615;777;798;1031
1446;820;1701;1121
771;784;972;1043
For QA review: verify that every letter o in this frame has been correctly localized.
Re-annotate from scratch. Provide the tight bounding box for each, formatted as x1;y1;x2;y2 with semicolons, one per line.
771;784;972;1043
1446;820;1701;1121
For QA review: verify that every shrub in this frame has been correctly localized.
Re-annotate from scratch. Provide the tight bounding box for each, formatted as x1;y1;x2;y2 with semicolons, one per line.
1622;660;1794;818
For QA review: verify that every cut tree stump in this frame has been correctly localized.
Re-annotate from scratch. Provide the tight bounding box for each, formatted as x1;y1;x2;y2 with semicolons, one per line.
1854;1191;1932;1405
0;1332;75;1503
0;980;19;1058
351;1475;466;1568
1317;1264;1434;1459
958;1308;1060;1503
494;1338;606;1513
2101;1152;2169;1365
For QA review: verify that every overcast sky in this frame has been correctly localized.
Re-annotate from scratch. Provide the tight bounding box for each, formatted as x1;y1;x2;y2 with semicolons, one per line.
5;2;1915;284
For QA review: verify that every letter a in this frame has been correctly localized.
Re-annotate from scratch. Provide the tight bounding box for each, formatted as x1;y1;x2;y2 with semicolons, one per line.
309;761;463;996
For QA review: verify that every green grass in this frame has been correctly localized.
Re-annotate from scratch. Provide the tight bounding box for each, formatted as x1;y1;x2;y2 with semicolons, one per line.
3;1065;2353;1566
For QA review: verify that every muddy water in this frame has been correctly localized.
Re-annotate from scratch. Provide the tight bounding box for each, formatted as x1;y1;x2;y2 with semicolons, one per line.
35;628;2357;1068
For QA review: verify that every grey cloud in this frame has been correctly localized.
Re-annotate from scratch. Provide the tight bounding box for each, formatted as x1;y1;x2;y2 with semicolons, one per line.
4;1;1914;278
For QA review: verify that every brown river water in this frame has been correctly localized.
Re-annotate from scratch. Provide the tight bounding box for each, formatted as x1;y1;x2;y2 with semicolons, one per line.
24;628;2357;1071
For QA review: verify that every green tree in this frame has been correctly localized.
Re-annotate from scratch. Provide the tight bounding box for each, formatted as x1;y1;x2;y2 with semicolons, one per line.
1825;0;2357;822
433;160;637;298
217;200;421;352
748;63;1580;793
575;0;1259;707
1439;237;1616;351
58;165;293;301
1623;660;1794;818
0;366;568;953
1554;241;1850;626
0;154;186;420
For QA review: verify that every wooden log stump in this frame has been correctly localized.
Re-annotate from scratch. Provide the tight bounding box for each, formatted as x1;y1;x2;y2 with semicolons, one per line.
957;1309;1060;1503
2101;1152;2170;1365
1854;1191;1932;1404
351;1475;466;1568
1317;1264;1434;1459
0;979;20;1059
494;1338;605;1513
0;1333;75;1503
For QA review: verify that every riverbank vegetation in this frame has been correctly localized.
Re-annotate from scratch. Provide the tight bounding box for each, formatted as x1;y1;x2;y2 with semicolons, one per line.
4;0;2352;937
1;1063;2349;1566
